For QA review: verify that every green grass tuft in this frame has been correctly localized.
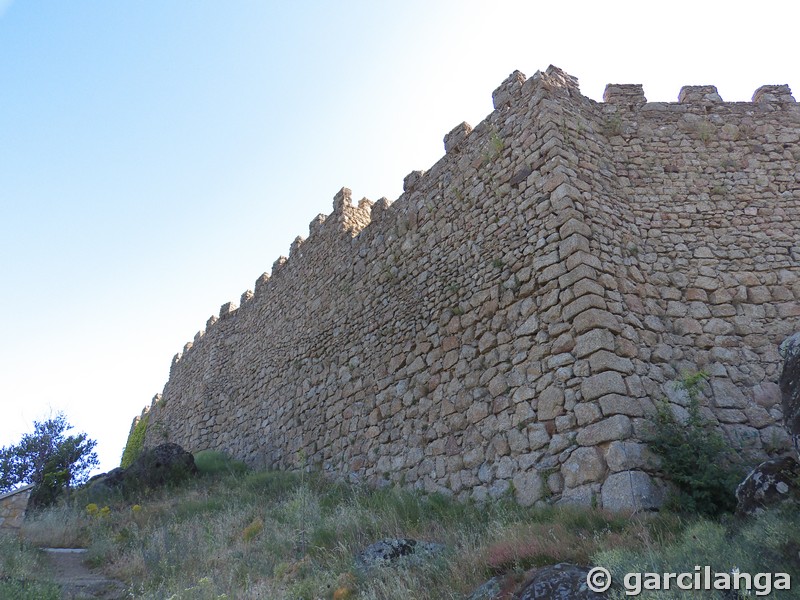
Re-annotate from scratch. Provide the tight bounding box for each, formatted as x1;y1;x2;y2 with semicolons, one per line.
193;450;248;476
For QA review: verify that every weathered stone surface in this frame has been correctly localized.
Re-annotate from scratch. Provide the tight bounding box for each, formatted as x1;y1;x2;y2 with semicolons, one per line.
711;378;748;409
601;471;664;511
563;447;606;488
576;415;632;447
513;470;544;507
538;386;565;420
581;372;627;402
0;485;33;531
355;538;445;571
83;443;198;501
132;66;799;509
517;563;608;600
753;382;782;408
599;394;644;417
605;441;659;472
779;332;800;443
735;456;800;516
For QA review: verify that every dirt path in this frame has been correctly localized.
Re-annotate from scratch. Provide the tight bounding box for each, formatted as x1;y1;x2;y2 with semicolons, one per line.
42;548;127;600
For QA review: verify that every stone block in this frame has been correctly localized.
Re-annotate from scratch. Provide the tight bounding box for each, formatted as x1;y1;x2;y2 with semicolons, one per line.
605;441;660;472
581;371;627;402
562;294;606;323
563;447;606;488
538;386;565;420
599;394;644;417
589;350;633;374
601;471;664;511
573;309;621;334
574;402;602;426
753;382;782;408
576;415;632;446
575;329;615;358
513;469;544;507
711;378;748;409
557;484;595;507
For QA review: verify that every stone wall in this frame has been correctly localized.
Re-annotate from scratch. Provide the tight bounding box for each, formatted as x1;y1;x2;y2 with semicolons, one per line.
0;485;33;532
137;66;800;510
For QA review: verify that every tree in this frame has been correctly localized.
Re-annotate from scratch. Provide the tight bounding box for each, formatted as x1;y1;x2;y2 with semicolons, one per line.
0;413;99;507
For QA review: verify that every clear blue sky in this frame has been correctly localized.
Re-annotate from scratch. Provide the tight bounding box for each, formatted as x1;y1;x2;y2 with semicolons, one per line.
1;1;797;475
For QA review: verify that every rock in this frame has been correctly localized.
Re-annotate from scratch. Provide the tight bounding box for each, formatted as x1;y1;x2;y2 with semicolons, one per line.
563;447;606;488
464;574;519;600
516;563;608;599
123;443;198;490
735;456;800;516
601;471;664;512
779;332;800;448
605;441;660;472
82;443;198;501
575;415;632;446
513;470;544;506
354;538;444;572
752;382;782;408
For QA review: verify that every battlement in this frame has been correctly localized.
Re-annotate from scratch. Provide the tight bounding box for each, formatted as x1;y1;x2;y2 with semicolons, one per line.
142;66;799;509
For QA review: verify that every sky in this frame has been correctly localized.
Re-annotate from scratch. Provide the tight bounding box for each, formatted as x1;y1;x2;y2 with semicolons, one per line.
1;1;798;476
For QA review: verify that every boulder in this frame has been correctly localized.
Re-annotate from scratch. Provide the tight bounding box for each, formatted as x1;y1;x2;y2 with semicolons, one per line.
123;443;198;490
82;443;197;501
779;332;800;450
735;455;800;516
354;538;444;572
516;563;608;599
464;574;521;600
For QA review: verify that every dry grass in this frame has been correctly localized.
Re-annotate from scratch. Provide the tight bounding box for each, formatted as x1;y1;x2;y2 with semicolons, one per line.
16;457;774;600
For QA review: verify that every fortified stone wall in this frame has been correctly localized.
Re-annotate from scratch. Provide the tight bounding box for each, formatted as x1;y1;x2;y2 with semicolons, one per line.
137;66;800;510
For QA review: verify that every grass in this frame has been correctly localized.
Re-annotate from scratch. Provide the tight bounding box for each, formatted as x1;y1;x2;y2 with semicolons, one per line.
596;505;800;599
0;534;61;599
11;452;800;599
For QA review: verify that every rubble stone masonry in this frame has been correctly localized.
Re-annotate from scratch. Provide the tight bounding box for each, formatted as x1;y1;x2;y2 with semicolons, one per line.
0;485;33;531
137;66;800;509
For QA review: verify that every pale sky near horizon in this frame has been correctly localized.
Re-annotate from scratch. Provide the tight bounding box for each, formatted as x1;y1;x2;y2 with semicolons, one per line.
1;1;798;475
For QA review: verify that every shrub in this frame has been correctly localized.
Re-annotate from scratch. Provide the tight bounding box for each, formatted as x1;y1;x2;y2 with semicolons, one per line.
648;371;742;516
121;413;149;469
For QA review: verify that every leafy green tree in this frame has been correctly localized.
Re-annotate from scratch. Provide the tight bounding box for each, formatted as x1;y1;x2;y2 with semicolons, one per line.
0;413;98;506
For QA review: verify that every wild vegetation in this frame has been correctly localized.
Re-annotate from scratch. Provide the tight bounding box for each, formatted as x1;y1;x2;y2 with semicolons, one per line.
0;412;99;508
4;449;797;599
648;370;747;516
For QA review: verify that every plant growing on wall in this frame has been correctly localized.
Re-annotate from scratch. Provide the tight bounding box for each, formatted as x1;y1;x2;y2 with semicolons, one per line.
120;413;149;469
648;371;742;516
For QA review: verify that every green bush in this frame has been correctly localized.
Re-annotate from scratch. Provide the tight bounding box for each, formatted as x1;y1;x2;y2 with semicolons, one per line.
121;413;149;469
648;371;742;516
193;450;248;477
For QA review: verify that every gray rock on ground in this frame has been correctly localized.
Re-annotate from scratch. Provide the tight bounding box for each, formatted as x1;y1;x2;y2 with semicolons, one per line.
516;563;608;600
735;454;800;516
355;538;445;572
